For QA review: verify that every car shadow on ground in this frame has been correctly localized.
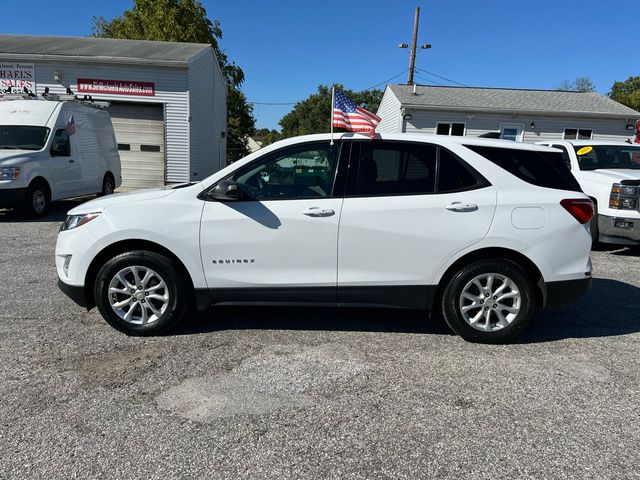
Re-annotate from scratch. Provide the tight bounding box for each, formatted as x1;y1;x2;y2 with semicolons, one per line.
176;305;453;337
176;278;640;343
0;198;90;223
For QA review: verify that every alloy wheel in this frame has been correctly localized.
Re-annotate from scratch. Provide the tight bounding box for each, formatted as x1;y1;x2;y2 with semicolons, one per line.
458;273;521;332
108;266;169;325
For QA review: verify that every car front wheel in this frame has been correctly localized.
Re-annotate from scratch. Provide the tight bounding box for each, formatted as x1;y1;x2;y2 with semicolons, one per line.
23;181;49;216
442;259;535;344
94;250;190;335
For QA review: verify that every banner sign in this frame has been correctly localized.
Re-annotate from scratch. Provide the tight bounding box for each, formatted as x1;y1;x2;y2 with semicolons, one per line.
77;78;155;96
0;63;36;92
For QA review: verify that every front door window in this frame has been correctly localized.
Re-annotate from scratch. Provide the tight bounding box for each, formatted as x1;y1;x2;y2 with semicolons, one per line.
230;142;338;200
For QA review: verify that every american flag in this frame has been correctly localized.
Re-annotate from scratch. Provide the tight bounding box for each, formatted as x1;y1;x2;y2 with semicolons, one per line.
65;115;76;136
332;89;381;138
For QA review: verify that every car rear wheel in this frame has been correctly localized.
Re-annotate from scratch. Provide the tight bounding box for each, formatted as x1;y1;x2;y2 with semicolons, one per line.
94;250;190;335
441;259;535;343
100;174;115;196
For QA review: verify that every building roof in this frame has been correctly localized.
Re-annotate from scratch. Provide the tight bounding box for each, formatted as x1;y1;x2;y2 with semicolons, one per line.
0;34;212;67
388;84;640;118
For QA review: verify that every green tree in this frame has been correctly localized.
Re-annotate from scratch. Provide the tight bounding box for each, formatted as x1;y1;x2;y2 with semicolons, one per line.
556;76;597;93
279;85;383;138
91;0;255;161
610;76;640;112
253;128;282;146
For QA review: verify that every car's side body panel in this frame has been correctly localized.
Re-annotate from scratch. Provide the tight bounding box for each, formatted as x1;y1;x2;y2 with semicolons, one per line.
56;133;593;324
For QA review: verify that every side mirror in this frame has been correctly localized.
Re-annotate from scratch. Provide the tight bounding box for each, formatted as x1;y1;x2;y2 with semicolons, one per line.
210;180;239;201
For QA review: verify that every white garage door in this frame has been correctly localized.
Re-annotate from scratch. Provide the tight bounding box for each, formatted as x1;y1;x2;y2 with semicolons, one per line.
109;103;165;189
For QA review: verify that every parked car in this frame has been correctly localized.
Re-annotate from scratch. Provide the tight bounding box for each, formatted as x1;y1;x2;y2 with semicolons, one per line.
56;133;593;343
0;95;121;215
537;140;640;246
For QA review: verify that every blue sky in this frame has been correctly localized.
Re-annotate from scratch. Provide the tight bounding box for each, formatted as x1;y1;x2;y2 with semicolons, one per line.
3;0;637;130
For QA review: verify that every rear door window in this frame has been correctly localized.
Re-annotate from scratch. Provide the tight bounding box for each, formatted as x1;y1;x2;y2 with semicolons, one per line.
465;145;582;192
347;141;437;196
437;147;490;193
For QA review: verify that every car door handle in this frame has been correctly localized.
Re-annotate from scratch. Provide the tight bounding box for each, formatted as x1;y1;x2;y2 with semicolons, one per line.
445;202;478;212
302;207;335;217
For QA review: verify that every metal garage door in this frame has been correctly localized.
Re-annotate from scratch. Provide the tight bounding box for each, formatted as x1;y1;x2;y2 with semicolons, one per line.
109;103;165;189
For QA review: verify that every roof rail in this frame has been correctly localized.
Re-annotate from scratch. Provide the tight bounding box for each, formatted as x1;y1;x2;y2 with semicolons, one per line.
0;89;110;109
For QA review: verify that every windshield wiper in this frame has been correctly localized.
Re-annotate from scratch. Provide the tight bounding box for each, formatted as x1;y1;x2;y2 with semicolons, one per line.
0;146;21;150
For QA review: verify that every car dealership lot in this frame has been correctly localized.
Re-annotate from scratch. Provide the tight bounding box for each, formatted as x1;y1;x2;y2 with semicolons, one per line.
1;201;639;480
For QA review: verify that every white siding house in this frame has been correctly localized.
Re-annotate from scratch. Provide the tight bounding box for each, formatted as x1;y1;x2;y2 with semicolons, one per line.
0;35;227;188
376;85;640;144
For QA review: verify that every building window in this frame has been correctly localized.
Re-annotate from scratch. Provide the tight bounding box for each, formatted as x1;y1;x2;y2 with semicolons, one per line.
564;128;592;140
436;122;466;136
117;144;131;151
140;145;161;152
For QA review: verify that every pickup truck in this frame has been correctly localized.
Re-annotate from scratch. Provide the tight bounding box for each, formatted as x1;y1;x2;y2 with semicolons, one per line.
537;140;640;246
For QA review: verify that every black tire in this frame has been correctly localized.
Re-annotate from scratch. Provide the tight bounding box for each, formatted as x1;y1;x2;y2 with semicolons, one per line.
100;174;115;196
94;250;190;335
22;180;49;217
441;259;535;344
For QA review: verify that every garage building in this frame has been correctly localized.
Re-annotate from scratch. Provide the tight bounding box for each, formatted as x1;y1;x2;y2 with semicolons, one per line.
376;84;640;143
0;34;227;188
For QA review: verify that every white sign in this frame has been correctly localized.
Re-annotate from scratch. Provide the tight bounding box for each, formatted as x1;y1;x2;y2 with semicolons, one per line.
0;63;36;92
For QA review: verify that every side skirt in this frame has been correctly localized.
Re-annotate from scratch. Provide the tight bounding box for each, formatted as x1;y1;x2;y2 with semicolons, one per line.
195;285;434;311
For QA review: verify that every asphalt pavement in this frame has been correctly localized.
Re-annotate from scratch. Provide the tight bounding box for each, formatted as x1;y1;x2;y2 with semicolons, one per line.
1;200;639;480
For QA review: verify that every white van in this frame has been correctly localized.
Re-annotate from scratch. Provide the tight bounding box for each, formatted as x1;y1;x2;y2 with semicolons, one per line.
0;95;121;215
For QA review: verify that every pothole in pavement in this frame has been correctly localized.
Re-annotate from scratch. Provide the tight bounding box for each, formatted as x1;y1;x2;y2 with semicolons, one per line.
155;343;369;422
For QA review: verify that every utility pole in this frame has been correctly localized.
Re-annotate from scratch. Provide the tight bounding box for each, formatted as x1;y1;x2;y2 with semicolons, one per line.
407;7;420;86
399;7;431;86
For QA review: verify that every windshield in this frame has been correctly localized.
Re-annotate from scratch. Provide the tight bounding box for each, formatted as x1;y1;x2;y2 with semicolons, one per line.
574;144;640;171
0;126;50;151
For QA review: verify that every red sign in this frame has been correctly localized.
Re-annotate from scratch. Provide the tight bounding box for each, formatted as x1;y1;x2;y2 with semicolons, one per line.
77;78;155;97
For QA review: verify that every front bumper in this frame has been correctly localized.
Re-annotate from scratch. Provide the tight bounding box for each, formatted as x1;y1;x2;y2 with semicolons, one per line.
598;214;640;245
57;278;93;310
0;187;27;207
543;277;592;309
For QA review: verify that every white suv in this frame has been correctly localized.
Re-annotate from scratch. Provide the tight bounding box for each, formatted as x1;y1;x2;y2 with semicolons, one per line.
56;133;593;343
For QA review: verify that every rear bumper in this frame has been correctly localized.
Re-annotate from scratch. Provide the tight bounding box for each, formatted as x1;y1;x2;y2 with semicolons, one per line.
0;187;26;206
598;214;640;245
543;277;592;309
57;278;92;309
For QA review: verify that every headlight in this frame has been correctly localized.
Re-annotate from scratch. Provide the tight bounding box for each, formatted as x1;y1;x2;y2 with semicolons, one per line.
61;213;101;231
609;183;639;210
0;166;20;180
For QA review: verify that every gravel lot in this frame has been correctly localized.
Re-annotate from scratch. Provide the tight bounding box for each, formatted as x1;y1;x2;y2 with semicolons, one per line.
1;200;639;480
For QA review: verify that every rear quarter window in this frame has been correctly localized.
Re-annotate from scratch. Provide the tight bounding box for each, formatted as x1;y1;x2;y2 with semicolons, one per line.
464;145;582;193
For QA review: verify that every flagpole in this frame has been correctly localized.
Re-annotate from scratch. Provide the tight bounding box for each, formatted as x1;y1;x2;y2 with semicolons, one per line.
330;86;335;146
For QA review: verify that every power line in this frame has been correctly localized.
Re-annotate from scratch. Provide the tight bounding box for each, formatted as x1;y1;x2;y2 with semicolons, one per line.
414;74;446;87
362;69;409;91
247;101;297;105
416;68;469;87
247;69;412;106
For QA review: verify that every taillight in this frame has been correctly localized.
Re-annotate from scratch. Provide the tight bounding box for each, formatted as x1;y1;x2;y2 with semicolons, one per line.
560;198;594;224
